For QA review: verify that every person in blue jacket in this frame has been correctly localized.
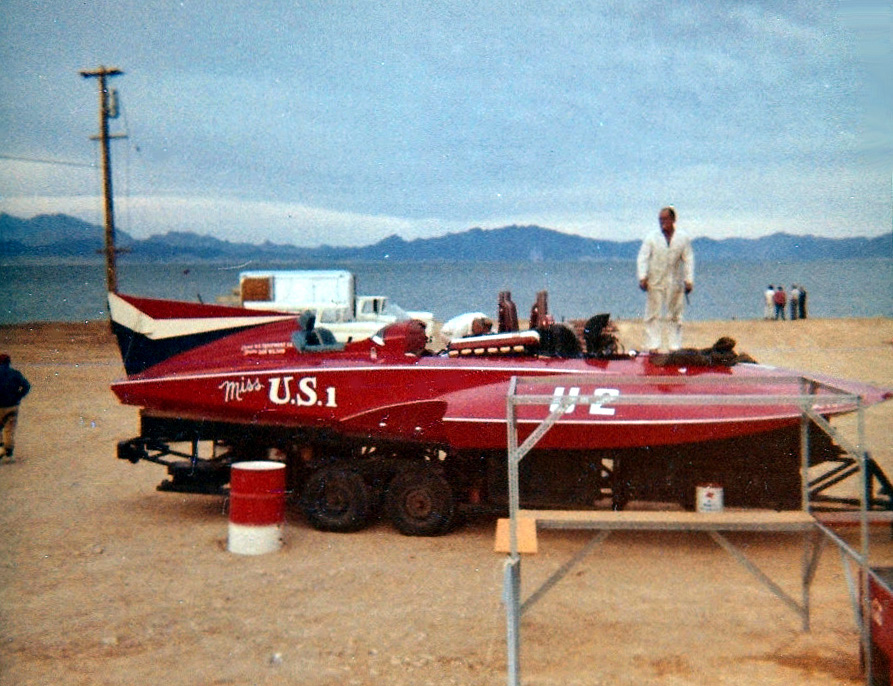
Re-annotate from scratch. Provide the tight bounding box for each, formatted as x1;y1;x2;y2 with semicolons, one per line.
0;353;30;461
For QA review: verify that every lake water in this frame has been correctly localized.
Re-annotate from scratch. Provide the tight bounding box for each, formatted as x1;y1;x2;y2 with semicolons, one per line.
1;258;890;324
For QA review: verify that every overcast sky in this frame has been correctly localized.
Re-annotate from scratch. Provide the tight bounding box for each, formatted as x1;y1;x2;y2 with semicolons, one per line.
0;1;889;247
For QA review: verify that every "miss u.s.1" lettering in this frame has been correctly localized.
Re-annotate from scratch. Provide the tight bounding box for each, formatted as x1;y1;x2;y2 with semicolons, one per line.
268;376;338;407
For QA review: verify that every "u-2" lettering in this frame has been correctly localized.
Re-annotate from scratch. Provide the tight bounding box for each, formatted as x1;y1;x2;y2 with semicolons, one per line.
549;386;619;416
268;376;338;407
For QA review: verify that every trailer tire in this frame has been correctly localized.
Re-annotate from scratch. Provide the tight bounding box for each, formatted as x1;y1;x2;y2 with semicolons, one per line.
300;467;371;532
386;468;455;536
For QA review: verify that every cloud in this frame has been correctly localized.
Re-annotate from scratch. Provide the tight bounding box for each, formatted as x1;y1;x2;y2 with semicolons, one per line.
0;1;889;245
2;147;888;248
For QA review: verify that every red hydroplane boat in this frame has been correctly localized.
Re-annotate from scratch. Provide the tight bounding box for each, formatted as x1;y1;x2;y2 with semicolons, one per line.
112;310;892;535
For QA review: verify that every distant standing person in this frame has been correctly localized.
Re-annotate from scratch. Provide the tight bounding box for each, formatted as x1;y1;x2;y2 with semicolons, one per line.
798;285;808;319
764;285;775;319
773;286;787;320
0;353;30;462
789;285;800;320
636;206;694;352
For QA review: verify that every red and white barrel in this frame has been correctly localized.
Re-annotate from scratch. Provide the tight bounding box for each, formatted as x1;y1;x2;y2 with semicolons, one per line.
228;461;286;555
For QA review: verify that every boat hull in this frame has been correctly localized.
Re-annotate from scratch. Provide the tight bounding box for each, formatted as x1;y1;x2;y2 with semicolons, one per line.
111;317;888;453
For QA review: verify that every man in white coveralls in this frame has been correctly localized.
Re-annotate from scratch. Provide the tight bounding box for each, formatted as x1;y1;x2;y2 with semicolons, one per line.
637;206;694;352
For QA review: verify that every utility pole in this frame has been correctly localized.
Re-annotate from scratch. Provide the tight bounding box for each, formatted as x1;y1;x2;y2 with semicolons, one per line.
80;65;125;293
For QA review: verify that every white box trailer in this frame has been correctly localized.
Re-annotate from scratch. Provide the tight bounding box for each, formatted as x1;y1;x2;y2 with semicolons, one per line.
240;269;355;315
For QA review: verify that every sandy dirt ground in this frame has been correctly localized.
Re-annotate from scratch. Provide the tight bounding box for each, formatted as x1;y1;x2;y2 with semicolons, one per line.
1;317;892;685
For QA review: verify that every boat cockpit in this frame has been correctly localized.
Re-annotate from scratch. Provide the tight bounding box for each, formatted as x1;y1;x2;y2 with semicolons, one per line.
292;311;344;353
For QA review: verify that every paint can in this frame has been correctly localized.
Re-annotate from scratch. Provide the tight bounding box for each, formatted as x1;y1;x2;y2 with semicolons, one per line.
696;483;724;513
228;461;286;555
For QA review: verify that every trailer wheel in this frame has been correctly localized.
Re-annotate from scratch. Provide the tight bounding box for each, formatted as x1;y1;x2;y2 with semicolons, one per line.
300;467;371;532
386;468;455;536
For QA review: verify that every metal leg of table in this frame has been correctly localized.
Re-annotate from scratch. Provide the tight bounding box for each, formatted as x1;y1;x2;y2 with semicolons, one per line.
522;531;612;616
504;555;521;686
707;528;825;631
801;529;827;632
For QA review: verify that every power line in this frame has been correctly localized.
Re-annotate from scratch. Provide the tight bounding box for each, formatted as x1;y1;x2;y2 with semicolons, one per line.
0;153;95;168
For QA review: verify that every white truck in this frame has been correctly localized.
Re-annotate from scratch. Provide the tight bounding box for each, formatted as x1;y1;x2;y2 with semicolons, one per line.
237;269;434;343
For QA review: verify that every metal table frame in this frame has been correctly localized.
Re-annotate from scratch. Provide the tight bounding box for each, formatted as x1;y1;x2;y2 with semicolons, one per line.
501;373;873;686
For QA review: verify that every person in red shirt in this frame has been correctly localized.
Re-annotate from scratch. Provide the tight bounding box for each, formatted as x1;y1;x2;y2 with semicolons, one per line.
773;286;787;320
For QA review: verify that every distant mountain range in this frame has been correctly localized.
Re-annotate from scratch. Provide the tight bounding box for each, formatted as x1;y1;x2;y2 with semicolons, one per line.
1;213;890;263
